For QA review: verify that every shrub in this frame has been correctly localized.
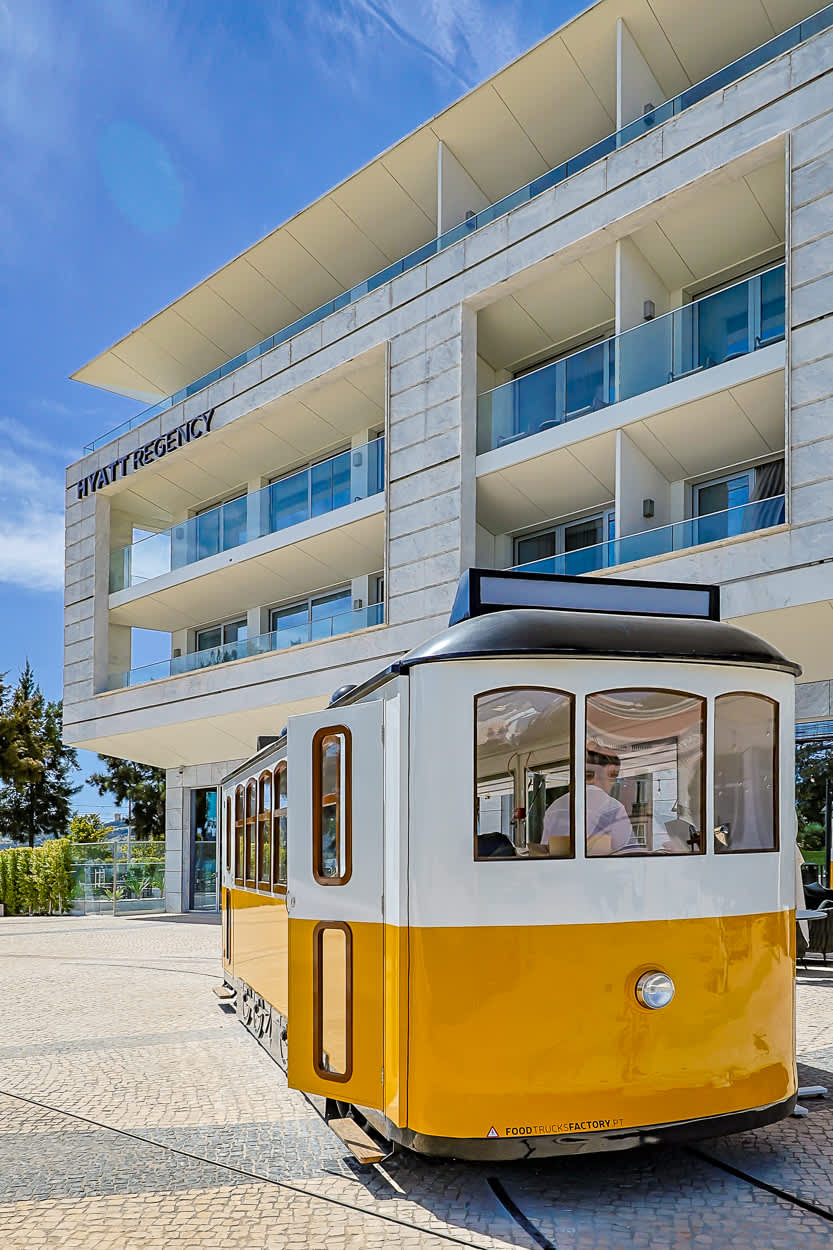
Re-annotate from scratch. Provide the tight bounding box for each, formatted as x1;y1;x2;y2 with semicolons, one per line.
0;839;74;916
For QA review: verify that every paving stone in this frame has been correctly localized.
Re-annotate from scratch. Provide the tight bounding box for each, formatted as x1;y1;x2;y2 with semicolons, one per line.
0;914;832;1248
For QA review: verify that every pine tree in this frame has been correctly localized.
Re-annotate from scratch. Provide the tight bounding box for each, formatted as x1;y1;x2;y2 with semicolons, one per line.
88;757;166;841
0;669;43;788
0;664;80;848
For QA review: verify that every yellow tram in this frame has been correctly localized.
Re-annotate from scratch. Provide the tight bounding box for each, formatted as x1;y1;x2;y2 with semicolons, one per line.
220;570;800;1160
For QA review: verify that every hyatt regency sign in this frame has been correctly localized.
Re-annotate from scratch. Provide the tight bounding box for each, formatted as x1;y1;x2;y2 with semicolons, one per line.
75;409;214;500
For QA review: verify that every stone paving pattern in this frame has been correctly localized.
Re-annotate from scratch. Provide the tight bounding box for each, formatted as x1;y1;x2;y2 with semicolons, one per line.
1;915;833;1248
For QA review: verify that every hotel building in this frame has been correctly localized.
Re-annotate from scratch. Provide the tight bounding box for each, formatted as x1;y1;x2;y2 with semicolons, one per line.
64;0;833;910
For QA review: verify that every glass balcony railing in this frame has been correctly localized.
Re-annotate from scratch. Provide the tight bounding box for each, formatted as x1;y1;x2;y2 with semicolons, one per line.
109;437;384;593
513;494;786;578
83;5;833;454
108;602;384;690
477;266;785;454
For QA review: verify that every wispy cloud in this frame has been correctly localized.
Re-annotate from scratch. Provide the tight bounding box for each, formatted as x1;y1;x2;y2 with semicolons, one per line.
273;0;525;96
0;447;64;592
0;417;77;462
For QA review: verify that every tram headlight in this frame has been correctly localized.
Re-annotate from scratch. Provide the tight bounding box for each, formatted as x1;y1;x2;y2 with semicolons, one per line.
635;971;675;1010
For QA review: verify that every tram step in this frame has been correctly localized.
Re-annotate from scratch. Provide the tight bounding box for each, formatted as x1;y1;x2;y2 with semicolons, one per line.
212;984;236;1000
328;1117;385;1165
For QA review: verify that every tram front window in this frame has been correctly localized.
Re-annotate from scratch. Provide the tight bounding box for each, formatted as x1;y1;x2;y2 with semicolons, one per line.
474;688;574;860
714;693;778;852
584;690;705;856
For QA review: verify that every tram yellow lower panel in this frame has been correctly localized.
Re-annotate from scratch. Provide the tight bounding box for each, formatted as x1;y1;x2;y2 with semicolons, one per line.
407;910;796;1140
227;888;288;1018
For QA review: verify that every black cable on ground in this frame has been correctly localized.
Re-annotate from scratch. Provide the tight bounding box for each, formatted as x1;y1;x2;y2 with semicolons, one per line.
687;1145;833;1223
0;1087;494;1250
487;1177;557;1249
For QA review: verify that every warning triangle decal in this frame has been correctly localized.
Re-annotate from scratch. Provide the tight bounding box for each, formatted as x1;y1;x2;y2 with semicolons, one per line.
487;1126;499;1138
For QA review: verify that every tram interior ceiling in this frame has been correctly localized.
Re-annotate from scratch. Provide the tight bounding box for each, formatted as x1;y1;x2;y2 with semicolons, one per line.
219;568;801;1162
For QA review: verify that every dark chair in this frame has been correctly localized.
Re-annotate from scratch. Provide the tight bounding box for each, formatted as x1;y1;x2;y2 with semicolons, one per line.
476;832;516;859
808;900;833;962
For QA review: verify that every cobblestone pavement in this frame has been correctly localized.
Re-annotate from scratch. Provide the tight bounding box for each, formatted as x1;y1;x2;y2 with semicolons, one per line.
1;916;832;1249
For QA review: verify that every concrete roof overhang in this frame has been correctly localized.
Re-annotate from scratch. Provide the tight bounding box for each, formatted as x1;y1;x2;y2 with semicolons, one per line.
72;0;819;402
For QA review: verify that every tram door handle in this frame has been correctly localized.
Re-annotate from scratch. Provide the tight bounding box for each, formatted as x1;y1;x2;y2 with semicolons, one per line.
286;893;296;915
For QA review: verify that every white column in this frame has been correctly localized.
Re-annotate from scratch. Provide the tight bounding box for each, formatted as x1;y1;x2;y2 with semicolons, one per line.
615;429;671;540
615;237;669;334
616;19;665;130
437;141;490;234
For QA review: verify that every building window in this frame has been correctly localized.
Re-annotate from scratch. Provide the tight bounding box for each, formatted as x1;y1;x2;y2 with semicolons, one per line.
270;587;353;646
474;688;574;860
268;450;351;531
312;728;351;884
245;780;257;886
195;618;248;657
258;772;272;888
584;690;705;857
274;763;288;891
195;493;247;560
191;788;217;911
714;694;778;853
515;509;614;575
694;459;784;542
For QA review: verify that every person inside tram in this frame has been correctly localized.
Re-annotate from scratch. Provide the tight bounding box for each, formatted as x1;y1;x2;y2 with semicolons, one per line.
543;744;640;855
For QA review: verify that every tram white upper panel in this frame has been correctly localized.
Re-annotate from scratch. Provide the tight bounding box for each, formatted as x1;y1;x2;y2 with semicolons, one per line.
408;657;795;930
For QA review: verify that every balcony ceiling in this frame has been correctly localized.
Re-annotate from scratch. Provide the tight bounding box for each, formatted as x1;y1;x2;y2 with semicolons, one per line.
109;504;385;633
73;0;815;402
108;348;385;531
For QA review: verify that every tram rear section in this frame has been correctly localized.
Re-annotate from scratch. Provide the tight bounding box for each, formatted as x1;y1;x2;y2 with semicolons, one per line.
219;570;800;1159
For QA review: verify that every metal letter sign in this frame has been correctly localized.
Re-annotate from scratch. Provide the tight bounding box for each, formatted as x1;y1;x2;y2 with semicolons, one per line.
75;408;215;499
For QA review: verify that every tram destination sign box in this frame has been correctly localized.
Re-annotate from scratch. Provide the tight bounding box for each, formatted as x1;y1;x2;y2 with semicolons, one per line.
450;568;720;624
75;408;214;500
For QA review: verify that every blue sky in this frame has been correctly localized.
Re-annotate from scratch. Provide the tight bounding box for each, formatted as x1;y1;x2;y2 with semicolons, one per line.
0;0;576;816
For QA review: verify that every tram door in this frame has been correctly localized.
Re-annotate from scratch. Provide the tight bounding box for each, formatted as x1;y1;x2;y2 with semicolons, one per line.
286;700;385;1109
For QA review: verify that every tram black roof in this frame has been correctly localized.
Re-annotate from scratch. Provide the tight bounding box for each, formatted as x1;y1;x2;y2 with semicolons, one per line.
393;608;800;676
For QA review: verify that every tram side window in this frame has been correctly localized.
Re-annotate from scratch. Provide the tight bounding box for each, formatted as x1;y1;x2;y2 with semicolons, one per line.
474;688;574;861
225;796;232;873
234;787;244;885
245;780;257;885
313;728;351;884
258;772;272;889
584;690;705;856
273;762;288;891
714;694;778;853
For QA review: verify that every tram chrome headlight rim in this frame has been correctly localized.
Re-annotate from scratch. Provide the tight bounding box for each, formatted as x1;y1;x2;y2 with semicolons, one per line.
635;970;675;1010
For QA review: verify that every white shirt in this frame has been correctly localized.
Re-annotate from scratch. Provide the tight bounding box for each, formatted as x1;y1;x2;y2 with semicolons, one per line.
543;784;639;854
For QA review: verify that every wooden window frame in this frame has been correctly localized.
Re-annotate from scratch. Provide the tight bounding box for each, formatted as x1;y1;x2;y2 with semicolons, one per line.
312;726;352;886
473;687;576;863
224;796;232;873
257;771;272;889
312;920;353;1083
714;691;780;855
245;779;257;887
234;786;245;886
273;761;288;894
584;687;707;858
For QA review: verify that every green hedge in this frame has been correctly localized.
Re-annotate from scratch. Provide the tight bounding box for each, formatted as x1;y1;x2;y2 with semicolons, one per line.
0;839;74;916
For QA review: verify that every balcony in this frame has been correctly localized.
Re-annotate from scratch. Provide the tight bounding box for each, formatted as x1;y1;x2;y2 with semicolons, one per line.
110;437;384;593
477;267;785;455
512;495;786;578
108;603;384;690
84;4;832;454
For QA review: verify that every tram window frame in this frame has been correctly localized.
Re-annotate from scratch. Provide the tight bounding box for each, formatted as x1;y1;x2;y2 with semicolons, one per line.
273;761;288;893
224;796;232;873
257;771;272;889
312;920;353;1082
473;687;576;862
714;692;779;854
234;786;245;886
245;779;257;887
584;688;707;858
312;727;352;886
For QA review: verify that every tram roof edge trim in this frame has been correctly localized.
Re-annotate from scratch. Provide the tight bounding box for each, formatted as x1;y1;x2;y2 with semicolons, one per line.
396;608;801;677
449;569;721;627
